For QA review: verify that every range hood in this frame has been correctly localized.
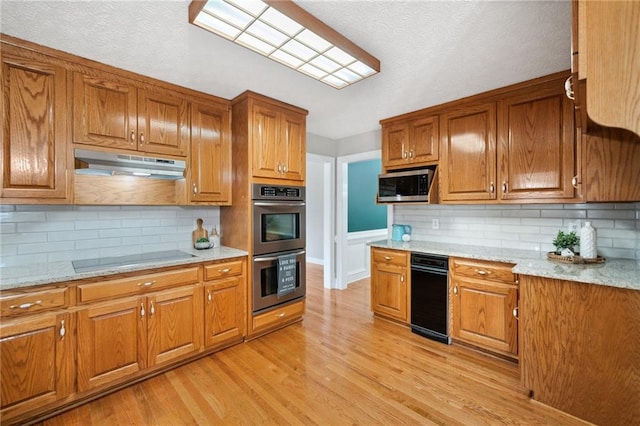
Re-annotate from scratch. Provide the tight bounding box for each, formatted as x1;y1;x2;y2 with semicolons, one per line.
75;149;186;180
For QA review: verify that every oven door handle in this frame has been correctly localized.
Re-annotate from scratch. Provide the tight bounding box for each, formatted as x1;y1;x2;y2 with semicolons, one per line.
253;202;306;207
254;250;306;262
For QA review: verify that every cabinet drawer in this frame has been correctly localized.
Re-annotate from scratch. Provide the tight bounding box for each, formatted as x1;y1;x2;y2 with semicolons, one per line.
204;259;244;281
372;248;409;267
77;267;200;303
1;287;68;317
252;300;304;332
450;258;516;284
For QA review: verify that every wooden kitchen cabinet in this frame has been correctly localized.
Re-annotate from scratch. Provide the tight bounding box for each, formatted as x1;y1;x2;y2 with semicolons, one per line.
189;101;232;204
520;275;640;425
73;71;189;157
450;257;518;360
370;247;410;323
0;310;74;421
1;47;70;202
381;116;439;170
440;103;497;202
203;259;246;348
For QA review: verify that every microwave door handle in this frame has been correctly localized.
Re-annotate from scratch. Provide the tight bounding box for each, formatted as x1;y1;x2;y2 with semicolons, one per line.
253;202;306;207
254;250;306;262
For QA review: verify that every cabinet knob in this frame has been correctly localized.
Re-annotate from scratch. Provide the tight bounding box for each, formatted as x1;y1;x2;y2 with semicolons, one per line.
59;319;66;340
139;132;145;144
571;176;580;188
400;275;404;283
453;286;458;295
512;307;519;320
564;76;575;100
207;290;212;303
192;183;198;194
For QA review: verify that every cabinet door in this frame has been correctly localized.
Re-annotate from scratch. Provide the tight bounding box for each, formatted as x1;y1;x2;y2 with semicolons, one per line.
371;263;408;322
0;312;73;416
137;88;189;157
280;111;305;181
77;297;147;392
451;277;518;357
251;104;280;179
189;102;232;203
147;285;202;367
410;116;439;164
440;103;497;201
382;122;409;168
72;72;137;150
498;85;575;201
204;277;244;347
1;54;68;200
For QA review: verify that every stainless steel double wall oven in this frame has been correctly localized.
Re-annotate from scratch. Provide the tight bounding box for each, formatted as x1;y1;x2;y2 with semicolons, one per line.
252;184;306;313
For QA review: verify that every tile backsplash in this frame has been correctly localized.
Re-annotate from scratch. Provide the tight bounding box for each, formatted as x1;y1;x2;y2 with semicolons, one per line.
393;202;640;260
0;205;221;267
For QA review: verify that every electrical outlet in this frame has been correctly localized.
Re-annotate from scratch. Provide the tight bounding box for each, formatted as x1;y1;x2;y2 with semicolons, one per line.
568;221;580;233
432;219;439;230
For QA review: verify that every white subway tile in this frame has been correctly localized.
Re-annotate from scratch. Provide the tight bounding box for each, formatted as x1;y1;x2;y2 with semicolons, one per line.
99;228;141;238
75;238;121;250
18;241;75;254
0;211;47;222
48;230;99;242
1;233;47;245
18;221;74;233
75;220;122;230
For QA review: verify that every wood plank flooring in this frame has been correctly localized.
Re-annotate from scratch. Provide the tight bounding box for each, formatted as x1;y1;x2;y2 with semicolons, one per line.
42;264;589;425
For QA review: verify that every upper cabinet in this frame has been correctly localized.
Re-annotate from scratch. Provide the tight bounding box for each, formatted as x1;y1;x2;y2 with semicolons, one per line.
1;46;70;202
233;91;307;184
572;0;640;138
72;72;189;157
189;101;232;204
381;116;439;170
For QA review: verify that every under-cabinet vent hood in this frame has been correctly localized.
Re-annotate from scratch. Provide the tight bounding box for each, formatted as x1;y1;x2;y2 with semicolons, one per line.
75;149;186;180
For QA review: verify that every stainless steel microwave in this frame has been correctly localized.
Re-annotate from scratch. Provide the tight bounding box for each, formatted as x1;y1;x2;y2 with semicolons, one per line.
378;169;434;203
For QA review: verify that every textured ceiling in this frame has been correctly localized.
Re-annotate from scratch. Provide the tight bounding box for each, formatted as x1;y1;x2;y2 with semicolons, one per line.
1;0;571;141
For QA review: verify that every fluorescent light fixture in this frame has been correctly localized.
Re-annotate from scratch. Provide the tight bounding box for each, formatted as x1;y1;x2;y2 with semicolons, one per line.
189;0;380;89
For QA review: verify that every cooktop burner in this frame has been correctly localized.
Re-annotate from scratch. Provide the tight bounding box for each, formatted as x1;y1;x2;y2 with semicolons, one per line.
72;250;195;273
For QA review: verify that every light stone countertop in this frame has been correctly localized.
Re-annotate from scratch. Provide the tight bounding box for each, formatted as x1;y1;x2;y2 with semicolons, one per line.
0;246;248;291
368;239;640;291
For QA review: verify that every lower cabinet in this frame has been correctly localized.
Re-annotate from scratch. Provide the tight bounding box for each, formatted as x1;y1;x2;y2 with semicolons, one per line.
0;311;74;420
450;257;518;359
77;285;203;392
370;247;410;323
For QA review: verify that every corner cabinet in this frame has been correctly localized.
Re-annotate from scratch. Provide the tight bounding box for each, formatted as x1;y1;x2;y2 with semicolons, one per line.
370;247;410;323
233;91;307;184
450;257;518;360
381;116;439;170
1;46;70;202
188;101;232;204
72;71;189;157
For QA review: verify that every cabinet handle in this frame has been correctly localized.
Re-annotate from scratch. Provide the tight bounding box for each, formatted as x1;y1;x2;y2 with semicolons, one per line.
276;312;285;318
453;286;458;295
402;143;407;159
384;256;392;261
137;280;156;287
150;301;155;316
283;164;288;173
9;300;42;310
476;270;491;276
207;290;212;303
400;275;405;283
219;268;231;274
192;183;198;194
571;176;580;188
513;307;519;320
564;76;575;100
130;130;136;143
502;182;508;194
139;132;145;144
408;149;414;159
277;163;282;173
140;302;145;318
59;320;66;340
489;183;495;194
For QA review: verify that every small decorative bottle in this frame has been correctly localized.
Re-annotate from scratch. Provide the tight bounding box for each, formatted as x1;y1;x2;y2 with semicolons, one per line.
580;221;597;259
210;227;220;248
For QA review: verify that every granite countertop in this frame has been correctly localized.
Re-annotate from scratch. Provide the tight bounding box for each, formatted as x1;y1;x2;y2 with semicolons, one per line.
0;246;248;291
369;240;640;291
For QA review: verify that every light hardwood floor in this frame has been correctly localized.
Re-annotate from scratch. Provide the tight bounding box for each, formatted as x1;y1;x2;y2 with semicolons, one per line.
42;264;588;425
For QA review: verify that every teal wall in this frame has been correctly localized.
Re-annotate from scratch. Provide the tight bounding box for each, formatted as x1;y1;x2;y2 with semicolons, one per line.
348;159;387;232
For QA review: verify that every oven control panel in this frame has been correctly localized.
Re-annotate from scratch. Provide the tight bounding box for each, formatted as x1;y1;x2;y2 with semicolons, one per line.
252;184;305;201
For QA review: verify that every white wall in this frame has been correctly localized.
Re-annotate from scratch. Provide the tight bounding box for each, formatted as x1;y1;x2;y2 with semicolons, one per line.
394;202;640;260
335;129;381;156
305;159;324;264
0;205;220;267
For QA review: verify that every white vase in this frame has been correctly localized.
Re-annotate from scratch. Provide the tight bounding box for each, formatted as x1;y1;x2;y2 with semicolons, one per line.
580;222;597;259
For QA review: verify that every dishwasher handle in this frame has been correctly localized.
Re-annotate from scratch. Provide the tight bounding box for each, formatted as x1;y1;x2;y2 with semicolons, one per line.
411;265;448;276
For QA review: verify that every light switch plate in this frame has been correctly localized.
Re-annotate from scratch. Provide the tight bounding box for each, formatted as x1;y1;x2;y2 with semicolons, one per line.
568;221;580;233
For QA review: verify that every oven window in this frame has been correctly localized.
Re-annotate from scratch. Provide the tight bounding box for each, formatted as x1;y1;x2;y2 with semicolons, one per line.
260;262;301;297
262;213;299;242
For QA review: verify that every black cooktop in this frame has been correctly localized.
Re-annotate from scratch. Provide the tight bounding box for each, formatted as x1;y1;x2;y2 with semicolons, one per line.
72;250;195;273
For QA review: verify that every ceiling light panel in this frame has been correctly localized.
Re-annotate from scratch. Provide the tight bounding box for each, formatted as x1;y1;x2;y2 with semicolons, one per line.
189;0;380;89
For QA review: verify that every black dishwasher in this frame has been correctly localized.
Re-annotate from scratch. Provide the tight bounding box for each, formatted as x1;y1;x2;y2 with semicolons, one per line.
410;253;450;344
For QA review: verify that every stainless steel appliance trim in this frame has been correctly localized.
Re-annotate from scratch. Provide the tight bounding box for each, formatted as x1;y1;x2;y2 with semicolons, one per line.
253;202;306;207
254;250;306;262
378;168;434;179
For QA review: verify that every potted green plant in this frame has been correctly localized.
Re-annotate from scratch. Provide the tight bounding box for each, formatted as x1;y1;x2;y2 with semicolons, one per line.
552;230;580;255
